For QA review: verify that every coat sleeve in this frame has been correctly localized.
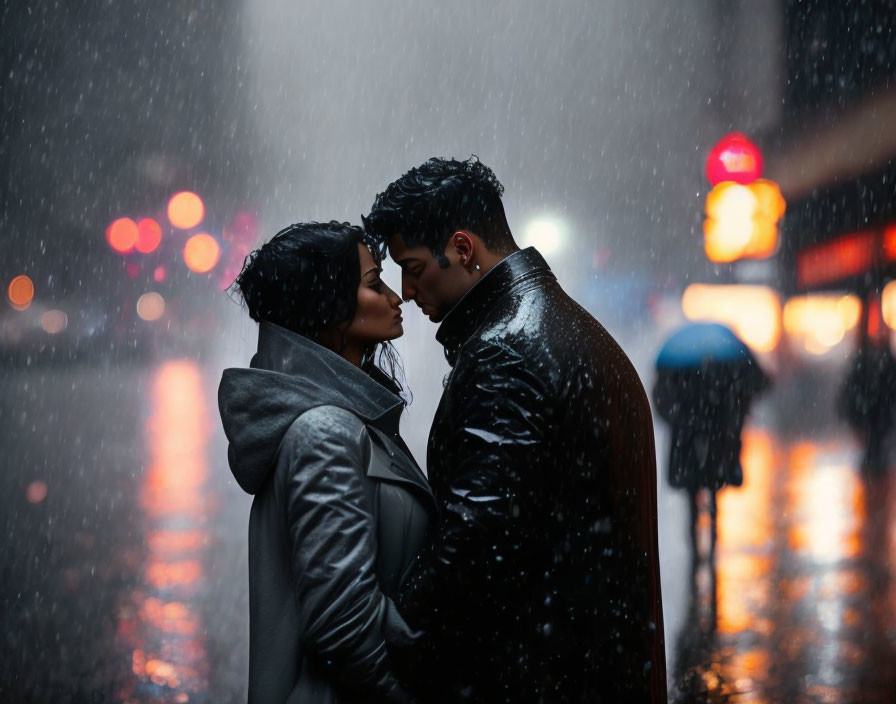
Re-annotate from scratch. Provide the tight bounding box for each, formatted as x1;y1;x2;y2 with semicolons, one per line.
282;405;411;703
396;340;550;628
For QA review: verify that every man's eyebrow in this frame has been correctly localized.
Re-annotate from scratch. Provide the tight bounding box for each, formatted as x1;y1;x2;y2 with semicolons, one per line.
396;258;419;267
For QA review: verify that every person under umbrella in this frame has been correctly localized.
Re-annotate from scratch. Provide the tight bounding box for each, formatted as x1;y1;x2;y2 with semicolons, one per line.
653;322;770;568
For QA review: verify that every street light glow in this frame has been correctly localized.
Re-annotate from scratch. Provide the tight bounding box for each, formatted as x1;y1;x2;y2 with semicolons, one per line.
183;233;221;273
106;217;139;254
167;191;205;230
136;218;163;254
137;292;166;321
522;217;563;255
41;309;69;334
8;274;35;310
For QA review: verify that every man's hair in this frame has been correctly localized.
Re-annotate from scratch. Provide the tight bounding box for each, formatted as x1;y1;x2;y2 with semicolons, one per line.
363;156;515;266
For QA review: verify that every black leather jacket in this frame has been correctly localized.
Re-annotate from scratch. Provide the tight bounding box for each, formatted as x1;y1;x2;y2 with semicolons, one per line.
219;323;434;703
397;248;667;703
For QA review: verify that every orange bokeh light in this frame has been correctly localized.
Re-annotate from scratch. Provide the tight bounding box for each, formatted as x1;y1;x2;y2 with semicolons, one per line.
703;180;783;262
681;283;782;353
167;191;205;230
8;275;35;310
183;233;221;273
106;217;139;253
135;218;163;254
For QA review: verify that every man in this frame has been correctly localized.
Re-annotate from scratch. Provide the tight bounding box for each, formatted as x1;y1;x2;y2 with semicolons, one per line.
364;157;666;702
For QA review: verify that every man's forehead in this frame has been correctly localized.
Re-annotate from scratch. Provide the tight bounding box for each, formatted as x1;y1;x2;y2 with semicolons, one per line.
388;234;432;261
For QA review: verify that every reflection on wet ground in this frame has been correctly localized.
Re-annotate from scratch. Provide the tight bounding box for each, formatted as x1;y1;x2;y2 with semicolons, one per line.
671;427;896;703
3;362;896;701
0;362;248;703
114;361;211;701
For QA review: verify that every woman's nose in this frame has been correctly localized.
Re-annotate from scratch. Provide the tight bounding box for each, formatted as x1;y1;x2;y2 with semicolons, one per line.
386;286;401;307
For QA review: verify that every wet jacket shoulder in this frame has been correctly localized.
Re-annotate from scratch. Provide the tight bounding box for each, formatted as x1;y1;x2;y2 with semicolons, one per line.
218;323;432;704
397;249;667;703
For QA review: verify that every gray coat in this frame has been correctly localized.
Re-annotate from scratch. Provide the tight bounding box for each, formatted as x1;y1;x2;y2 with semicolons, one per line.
218;323;434;703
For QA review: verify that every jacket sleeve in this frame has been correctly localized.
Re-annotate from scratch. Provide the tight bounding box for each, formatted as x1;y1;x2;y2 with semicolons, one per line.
396;340;550;628
281;405;411;703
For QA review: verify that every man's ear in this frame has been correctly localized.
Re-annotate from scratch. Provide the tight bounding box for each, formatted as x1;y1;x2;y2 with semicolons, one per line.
451;230;475;266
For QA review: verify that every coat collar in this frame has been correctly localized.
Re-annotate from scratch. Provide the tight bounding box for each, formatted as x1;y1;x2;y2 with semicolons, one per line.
435;247;554;366
251;322;404;434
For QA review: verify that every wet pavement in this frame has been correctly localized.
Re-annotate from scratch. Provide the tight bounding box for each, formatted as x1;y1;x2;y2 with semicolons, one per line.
2;360;895;702
1;361;249;703
669;429;896;703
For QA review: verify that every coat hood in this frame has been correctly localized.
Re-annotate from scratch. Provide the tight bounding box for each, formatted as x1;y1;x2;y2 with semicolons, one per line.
218;322;404;495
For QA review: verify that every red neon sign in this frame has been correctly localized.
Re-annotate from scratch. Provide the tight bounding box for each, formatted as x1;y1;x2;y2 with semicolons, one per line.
705;133;764;185
796;231;876;289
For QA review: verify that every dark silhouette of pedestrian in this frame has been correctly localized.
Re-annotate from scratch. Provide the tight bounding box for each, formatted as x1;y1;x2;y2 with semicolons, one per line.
653;323;769;569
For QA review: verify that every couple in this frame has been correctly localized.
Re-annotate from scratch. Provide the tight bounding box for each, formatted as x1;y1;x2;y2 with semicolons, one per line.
218;157;667;703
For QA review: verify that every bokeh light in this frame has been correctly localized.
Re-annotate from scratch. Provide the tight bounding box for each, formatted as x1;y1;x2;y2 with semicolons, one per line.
106;217;139;253
41;309;69;334
883;281;896;330
522;217;564;255
885;225;896;262
8;275;35;310
136;218;163;254
783;294;861;355
167;191;205;230
183;233;221;273
26;480;48;504
682;283;782;353
137;292;166;321
153;266;167;283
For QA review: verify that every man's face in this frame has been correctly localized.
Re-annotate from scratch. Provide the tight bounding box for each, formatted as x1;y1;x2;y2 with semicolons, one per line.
388;233;471;323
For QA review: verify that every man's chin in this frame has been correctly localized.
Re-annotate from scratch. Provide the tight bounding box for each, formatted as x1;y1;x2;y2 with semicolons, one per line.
419;305;444;323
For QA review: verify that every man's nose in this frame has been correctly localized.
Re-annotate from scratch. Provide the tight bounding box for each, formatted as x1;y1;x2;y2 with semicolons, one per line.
401;274;415;303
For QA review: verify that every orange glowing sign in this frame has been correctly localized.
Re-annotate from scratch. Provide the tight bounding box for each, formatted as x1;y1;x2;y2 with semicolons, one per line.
796;230;875;289
703;179;784;262
183;233;221;273
106;217;139;253
8;274;35;310
167;191;205;230
135;218;163;254
682;283;782;353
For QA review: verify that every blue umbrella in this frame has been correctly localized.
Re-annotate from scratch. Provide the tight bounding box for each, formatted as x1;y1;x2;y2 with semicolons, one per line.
655;322;754;370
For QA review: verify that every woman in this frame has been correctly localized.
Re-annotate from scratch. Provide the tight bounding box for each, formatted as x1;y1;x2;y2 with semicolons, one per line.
218;221;434;703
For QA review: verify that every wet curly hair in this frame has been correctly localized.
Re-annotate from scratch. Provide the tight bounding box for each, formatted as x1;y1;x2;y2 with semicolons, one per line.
231;221;408;397
362;156;515;267
233;221;366;337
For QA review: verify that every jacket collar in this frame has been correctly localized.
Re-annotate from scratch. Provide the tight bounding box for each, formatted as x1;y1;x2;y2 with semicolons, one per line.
251;322;404;434
436;247;554;366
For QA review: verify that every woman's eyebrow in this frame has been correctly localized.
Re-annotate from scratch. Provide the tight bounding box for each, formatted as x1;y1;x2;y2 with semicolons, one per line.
363;267;382;278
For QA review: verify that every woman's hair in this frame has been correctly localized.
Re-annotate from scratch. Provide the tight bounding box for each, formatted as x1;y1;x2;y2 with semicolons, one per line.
231;220;408;399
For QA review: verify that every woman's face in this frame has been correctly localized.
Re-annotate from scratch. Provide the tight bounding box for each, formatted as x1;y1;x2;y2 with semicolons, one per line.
343;244;403;347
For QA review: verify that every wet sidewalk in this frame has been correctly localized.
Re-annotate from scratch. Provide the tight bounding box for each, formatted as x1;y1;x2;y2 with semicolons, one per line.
670;428;896;703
